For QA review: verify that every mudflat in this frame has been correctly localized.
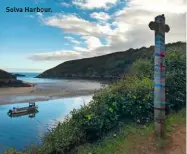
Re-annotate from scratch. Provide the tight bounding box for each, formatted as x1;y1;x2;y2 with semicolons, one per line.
0;80;103;105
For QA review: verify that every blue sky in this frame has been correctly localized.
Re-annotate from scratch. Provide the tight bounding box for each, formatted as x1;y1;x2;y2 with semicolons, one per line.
0;0;185;72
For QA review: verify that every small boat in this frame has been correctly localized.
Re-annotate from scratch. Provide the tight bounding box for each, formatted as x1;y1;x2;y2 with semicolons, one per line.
8;103;38;116
8;110;39;118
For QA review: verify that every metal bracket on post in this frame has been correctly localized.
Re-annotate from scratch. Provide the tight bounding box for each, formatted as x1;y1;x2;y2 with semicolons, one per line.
149;14;170;137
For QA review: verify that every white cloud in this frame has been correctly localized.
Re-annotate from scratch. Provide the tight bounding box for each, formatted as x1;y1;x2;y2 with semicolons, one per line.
128;0;186;14
74;36;104;53
64;36;81;44
30;0;185;62
71;40;81;44
43;14;112;37
74;47;88;52
64;36;74;41
36;12;43;17
112;0;186;46
90;12;110;21
4;68;43;73
36;12;44;23
28;50;81;61
90;0;186;56
81;36;103;49
60;2;71;7
72;0;119;9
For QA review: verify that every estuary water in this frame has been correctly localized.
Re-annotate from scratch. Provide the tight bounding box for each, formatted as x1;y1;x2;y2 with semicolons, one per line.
0;72;102;153
0;95;93;153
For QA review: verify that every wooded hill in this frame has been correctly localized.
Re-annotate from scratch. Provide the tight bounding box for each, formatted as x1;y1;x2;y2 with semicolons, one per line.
37;42;185;79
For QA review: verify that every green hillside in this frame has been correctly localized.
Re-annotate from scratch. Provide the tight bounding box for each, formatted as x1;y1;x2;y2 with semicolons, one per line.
37;42;185;79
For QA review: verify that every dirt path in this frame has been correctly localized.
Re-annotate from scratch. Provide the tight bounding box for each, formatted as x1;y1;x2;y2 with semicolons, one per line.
165;125;186;154
128;125;186;154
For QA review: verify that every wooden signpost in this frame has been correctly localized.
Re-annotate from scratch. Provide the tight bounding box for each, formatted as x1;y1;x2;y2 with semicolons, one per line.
149;14;170;136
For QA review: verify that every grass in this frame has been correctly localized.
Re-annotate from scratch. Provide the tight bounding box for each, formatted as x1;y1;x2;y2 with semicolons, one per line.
77;108;186;154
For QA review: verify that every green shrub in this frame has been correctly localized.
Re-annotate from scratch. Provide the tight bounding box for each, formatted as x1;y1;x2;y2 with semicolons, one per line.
165;51;186;111
40;47;185;154
4;145;39;154
39;76;155;154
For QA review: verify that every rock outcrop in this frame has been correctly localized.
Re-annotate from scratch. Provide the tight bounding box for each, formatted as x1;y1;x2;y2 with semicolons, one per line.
0;69;31;87
12;73;26;77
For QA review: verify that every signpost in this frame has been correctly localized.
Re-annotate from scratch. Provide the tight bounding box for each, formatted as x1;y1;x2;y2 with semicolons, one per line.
149;14;170;137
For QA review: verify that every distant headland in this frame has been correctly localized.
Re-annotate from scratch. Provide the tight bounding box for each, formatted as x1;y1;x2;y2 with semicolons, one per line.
0;69;32;88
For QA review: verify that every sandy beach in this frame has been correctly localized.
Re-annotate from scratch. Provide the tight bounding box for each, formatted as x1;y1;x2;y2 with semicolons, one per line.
0;80;104;105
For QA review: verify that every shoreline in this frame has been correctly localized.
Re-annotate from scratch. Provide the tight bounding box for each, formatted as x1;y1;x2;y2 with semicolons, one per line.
35;76;114;84
0;86;96;105
0;77;106;105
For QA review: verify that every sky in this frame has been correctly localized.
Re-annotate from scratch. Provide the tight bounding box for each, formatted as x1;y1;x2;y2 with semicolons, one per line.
0;0;186;73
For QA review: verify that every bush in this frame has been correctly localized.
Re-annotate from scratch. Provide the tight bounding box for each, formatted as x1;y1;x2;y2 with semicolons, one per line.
5;145;39;154
165;51;186;111
39;46;185;154
39;76;154;154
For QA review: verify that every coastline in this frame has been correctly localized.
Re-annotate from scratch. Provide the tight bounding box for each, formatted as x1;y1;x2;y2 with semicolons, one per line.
0;86;97;105
35;76;115;84
0;75;107;105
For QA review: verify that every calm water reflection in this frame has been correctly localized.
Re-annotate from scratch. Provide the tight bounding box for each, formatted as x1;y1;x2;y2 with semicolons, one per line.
0;95;92;153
